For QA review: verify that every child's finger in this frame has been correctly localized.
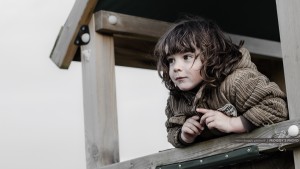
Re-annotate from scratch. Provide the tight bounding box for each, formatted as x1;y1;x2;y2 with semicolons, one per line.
189;125;201;135
196;108;209;114
183;124;198;135
199;115;207;126
190;115;200;120
187;117;203;130
205;116;214;126
200;113;214;126
182;127;194;135
199;109;217;125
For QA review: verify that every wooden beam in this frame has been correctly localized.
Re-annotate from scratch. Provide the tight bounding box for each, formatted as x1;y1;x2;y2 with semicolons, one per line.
276;0;300;168
81;15;119;168
228;33;282;59
114;35;157;69
50;0;98;69
95;10;282;58
94;10;171;41
98;119;300;169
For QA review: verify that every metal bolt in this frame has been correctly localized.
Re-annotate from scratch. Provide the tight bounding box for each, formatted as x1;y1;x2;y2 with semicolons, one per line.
108;15;118;25
200;160;203;163
178;164;181;167
225;154;229;158
81;33;90;43
247;148;251;152
81;26;85;31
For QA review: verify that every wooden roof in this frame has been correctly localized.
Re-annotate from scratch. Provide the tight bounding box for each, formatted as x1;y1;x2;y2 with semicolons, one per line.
50;0;281;69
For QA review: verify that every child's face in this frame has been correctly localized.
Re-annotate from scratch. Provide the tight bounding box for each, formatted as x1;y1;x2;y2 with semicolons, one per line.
167;51;203;91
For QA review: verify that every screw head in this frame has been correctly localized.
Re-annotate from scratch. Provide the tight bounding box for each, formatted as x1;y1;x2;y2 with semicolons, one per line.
108;15;118;25
288;125;299;137
81;33;90;43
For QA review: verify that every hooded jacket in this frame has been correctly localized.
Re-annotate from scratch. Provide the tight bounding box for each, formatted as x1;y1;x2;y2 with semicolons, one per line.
165;48;288;148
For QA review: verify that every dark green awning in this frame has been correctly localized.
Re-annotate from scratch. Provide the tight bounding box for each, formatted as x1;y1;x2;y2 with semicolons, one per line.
95;0;280;42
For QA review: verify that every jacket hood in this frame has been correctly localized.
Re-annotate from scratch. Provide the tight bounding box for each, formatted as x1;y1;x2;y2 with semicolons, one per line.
235;48;257;71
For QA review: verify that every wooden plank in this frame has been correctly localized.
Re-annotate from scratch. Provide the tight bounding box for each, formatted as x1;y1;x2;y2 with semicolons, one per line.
115;47;156;69
95;10;282;58
276;0;300;168
114;35;157;69
227;33;282;59
81;15;119;168
94;10;171;41
98;119;300;169
50;0;98;69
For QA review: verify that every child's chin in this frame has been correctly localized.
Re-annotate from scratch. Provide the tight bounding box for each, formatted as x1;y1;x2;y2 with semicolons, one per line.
178;86;192;91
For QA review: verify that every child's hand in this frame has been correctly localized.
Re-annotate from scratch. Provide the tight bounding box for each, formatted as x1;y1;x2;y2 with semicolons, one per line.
197;108;233;133
180;116;205;143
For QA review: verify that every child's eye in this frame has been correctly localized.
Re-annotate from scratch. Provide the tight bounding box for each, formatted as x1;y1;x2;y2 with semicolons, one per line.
167;58;174;64
183;54;193;60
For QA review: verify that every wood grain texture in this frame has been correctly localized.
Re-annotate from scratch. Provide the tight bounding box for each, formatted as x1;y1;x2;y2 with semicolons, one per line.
114;35;157;69
95;10;170;41
50;0;98;69
276;0;300;119
98;119;300;169
276;0;300;168
81;15;119;169
95;10;282;58
227;33;282;59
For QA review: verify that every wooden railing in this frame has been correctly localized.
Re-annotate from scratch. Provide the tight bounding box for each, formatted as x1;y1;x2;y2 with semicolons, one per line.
99;119;300;169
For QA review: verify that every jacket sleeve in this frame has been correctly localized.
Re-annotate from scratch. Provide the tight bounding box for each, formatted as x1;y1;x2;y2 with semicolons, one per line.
165;97;190;148
233;69;288;126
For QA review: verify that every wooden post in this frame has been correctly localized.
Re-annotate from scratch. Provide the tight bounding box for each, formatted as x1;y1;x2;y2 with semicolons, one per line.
276;0;300;168
81;15;119;169
50;0;98;69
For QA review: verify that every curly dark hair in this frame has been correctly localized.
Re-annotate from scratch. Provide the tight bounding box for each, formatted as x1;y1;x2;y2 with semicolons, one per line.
154;17;244;97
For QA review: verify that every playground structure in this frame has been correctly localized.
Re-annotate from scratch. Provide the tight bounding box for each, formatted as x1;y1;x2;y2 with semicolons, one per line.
50;0;300;168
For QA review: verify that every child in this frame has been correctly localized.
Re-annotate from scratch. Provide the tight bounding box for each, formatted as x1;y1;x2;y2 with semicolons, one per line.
154;17;288;148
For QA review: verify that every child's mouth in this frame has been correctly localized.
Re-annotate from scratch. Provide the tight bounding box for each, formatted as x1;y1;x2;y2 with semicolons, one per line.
175;77;186;81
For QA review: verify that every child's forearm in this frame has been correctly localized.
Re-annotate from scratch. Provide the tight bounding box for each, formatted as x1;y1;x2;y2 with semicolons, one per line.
229;116;247;133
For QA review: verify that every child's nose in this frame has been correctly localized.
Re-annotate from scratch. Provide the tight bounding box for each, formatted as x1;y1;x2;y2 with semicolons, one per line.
174;67;181;72
173;61;182;72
